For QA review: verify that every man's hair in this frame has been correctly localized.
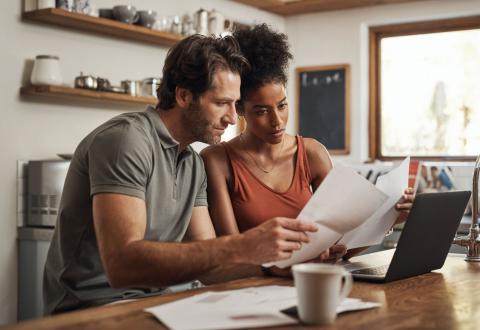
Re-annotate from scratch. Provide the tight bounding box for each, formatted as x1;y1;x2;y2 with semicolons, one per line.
157;35;250;110
233;24;292;100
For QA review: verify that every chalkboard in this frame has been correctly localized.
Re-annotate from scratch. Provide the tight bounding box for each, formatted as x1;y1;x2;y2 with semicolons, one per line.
296;64;350;154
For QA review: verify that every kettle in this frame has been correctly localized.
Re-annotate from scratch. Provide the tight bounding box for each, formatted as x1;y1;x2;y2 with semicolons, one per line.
193;8;208;35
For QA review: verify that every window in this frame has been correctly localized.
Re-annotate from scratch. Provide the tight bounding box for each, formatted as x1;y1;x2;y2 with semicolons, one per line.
369;16;480;160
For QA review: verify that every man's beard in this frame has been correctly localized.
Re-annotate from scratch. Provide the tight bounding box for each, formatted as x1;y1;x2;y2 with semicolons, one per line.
182;101;221;145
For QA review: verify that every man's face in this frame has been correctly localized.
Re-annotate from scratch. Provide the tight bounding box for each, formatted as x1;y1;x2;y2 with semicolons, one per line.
181;70;240;145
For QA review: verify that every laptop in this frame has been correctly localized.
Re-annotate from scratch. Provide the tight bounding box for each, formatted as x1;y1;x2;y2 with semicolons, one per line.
345;191;471;283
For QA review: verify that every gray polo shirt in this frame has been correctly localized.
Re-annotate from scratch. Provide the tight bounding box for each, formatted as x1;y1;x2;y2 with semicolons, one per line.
44;106;207;314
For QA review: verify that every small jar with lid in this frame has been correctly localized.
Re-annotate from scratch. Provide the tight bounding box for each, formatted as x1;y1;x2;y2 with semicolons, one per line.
140;77;161;97
30;55;63;86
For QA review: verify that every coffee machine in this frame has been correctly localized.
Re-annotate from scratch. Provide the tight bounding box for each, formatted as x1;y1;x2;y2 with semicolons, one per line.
27;159;70;227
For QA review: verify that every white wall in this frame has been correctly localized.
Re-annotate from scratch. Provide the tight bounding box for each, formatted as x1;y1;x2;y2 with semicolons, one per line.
285;0;480;163
0;0;284;324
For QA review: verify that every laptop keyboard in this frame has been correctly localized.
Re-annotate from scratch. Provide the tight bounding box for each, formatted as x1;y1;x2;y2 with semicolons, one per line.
352;264;389;276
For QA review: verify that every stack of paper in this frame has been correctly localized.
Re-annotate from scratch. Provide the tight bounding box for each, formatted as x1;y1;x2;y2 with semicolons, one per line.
266;157;410;268
145;285;380;330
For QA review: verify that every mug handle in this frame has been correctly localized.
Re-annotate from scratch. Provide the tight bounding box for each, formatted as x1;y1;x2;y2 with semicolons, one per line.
339;271;353;300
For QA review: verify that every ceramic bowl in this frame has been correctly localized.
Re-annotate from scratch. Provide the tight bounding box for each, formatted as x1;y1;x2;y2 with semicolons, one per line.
137;10;157;28
112;5;138;24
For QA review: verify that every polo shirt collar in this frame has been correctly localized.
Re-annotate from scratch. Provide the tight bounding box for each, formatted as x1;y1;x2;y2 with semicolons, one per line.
145;106;179;149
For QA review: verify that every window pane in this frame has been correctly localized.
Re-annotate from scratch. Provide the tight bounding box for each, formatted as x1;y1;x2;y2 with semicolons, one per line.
380;29;480;157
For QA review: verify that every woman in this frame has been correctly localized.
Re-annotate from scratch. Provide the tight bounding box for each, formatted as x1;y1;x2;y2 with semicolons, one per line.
201;24;414;262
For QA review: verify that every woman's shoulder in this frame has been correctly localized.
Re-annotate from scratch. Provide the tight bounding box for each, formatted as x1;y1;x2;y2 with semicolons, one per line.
200;143;228;164
301;137;330;159
200;141;235;177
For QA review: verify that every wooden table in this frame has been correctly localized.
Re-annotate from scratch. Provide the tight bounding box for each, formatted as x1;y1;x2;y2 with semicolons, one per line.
4;251;480;330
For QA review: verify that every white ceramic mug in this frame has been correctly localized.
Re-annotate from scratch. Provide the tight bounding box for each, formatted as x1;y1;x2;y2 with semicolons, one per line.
292;263;352;325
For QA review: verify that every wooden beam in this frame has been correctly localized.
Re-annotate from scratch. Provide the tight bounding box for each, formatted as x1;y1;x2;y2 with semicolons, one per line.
232;0;435;16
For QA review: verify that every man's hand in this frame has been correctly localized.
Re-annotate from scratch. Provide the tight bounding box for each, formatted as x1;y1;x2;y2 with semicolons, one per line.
233;217;318;265
262;244;348;278
307;244;347;264
395;188;416;224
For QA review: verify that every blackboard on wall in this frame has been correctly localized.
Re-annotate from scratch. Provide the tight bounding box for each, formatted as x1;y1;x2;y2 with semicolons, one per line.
296;64;350;154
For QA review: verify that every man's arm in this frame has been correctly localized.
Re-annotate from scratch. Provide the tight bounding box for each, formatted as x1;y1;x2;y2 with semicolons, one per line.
183;206;263;283
93;193;318;288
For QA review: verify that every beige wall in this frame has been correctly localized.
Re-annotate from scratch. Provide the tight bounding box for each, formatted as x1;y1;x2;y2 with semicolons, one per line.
285;0;480;163
0;0;284;324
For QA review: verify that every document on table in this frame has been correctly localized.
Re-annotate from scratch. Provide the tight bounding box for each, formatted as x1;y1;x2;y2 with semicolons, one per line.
264;163;389;269
339;157;410;249
145;285;381;330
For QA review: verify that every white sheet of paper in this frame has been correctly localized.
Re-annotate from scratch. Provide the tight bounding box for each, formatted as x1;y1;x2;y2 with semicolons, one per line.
339;157;410;249
145;286;381;330
145;287;297;330
265;163;388;268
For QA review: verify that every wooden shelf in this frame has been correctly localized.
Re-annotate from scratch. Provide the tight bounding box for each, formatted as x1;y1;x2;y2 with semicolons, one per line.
22;8;183;46
20;85;157;106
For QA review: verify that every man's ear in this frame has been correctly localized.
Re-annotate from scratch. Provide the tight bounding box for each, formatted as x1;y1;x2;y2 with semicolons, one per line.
175;87;193;108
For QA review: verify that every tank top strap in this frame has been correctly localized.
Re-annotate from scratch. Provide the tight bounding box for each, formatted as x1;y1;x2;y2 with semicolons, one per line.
295;136;312;186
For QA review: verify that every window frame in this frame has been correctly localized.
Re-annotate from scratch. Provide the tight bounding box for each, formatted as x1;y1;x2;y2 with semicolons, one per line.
369;15;480;161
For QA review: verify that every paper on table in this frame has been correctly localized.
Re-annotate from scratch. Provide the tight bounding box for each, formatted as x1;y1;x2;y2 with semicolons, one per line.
145;287;297;330
265;163;389;268
339;157;410;249
145;286;381;330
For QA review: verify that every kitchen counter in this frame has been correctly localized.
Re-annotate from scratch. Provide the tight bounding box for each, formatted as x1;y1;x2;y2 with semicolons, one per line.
5;250;480;330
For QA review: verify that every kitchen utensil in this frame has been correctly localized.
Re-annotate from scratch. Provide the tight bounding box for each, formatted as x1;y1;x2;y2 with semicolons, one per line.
208;9;225;35
113;5;138;24
110;86;126;93
170;15;182;35
74;72;97;89
121;80;137;96
30;55;63;86
181;14;194;36
193;8;208;35
72;0;89;14
55;0;71;10
98;8;113;19
140;77;161;97
96;77;111;91
137;10;157;28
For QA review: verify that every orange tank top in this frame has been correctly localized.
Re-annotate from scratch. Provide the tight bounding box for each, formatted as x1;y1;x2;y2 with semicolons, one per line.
222;136;313;232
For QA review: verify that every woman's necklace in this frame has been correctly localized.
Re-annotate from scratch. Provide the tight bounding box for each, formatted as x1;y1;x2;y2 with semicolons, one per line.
239;134;285;174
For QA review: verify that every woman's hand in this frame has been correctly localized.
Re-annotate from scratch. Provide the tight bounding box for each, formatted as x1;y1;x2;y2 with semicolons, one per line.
395;187;416;224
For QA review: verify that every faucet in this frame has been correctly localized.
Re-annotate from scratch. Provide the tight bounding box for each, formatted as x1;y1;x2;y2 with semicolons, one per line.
453;154;480;262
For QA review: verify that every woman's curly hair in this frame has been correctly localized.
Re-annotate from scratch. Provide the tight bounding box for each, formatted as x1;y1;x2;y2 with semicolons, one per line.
233;24;292;99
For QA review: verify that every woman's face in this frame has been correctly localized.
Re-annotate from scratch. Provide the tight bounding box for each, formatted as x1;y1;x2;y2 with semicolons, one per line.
241;83;288;144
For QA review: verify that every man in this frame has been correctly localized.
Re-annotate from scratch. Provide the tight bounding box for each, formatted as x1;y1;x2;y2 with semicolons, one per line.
43;34;318;314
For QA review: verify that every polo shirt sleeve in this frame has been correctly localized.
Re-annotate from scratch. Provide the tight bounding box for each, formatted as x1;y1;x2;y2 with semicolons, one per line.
88;124;152;200
194;160;208;207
